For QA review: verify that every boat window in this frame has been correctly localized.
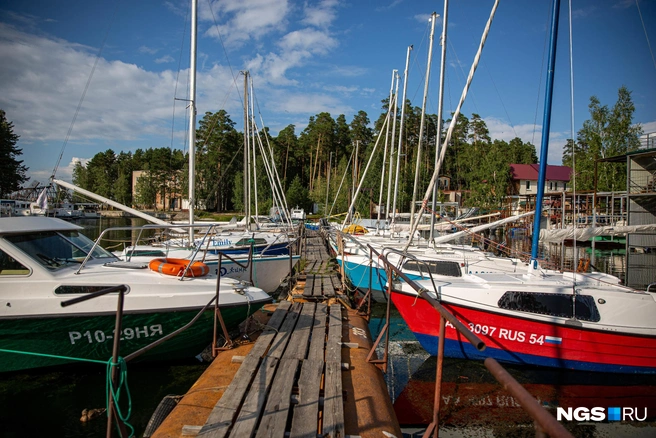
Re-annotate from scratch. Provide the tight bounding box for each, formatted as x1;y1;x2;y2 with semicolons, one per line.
55;285;121;295
402;260;462;277
0;248;30;275
234;238;268;246
5;231;114;270
498;291;600;322
60;231;115;259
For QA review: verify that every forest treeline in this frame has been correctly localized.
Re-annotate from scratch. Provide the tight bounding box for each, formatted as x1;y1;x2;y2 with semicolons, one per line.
57;86;643;215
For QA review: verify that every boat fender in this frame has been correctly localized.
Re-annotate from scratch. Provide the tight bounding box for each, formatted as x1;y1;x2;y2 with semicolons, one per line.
142;395;181;437
148;258;210;277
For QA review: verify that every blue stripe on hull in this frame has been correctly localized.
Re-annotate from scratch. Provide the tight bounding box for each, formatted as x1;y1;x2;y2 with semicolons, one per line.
341;259;423;297
207;243;289;256
413;333;656;375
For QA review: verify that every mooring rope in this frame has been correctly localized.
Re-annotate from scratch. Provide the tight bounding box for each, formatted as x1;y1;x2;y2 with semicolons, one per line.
0;348;135;436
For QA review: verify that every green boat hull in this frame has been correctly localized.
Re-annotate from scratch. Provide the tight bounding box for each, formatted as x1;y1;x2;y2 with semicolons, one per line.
0;303;264;373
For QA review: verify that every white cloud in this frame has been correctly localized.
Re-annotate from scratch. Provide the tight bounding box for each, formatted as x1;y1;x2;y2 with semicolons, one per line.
322;85;359;94
639;120;656;134
155;55;175;64
484;116;566;165
267;90;353;116
139;46;159;55
302;0;340;28
203;0;290;48
278;28;337;54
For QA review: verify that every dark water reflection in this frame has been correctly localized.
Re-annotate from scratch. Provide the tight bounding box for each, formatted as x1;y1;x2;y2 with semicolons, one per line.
0;360;207;437
370;312;656;436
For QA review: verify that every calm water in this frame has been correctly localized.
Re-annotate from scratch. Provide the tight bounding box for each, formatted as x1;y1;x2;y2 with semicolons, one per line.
0;219;648;437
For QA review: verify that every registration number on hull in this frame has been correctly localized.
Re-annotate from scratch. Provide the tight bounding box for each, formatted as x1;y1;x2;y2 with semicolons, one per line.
68;325;163;345
446;321;547;345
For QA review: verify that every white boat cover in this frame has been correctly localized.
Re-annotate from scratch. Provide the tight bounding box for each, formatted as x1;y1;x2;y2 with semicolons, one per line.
539;224;656;242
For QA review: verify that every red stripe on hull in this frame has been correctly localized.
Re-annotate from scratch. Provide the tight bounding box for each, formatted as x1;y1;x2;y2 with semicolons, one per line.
391;291;656;369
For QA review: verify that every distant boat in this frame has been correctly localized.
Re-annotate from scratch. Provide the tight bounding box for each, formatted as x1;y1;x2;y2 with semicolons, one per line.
290;207;306;221
0;217;271;373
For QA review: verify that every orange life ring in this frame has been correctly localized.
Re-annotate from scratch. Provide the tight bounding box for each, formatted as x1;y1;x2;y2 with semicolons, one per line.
149;258;210;277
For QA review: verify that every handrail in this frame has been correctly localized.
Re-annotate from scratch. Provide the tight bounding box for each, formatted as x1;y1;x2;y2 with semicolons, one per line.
76;222;225;274
370;245;573;438
373;245;485;351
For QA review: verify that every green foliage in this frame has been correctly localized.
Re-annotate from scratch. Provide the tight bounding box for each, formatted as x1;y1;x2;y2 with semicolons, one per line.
286;175;311;212
134;172;157;209
563;86;642;191
0;110;28;197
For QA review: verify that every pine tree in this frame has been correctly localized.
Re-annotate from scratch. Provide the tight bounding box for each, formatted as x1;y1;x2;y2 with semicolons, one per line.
0;110;28;197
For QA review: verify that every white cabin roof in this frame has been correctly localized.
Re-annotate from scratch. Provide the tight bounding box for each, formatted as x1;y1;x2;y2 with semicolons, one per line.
0;217;83;234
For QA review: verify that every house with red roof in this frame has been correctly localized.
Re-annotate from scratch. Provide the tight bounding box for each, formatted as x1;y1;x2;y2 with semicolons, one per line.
509;164;572;196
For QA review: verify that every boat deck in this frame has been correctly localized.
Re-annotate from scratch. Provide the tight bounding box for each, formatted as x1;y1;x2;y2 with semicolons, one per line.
149;228;400;438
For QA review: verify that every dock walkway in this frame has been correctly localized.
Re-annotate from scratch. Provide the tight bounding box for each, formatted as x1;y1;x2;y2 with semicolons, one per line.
198;301;344;438
300;231;340;300
151;227;400;438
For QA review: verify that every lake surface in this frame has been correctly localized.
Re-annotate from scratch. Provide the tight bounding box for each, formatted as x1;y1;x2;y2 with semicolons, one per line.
0;219;650;437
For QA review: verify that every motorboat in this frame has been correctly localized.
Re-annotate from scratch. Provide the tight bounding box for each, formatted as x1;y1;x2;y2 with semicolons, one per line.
0;216;272;372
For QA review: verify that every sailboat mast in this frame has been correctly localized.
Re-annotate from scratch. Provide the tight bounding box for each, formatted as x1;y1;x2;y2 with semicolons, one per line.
410;12;438;230
250;77;259;222
386;72;400;221
242;71;250;227
187;0;197;245
391;45;412;226
377;69;397;224
530;0;561;263
430;0;449;241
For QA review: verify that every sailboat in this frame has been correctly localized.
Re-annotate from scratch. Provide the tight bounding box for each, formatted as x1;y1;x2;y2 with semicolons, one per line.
387;0;656;374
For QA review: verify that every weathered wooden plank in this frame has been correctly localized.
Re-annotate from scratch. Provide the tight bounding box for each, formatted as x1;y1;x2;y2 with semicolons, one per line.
325;305;342;364
286;303;315;360
228;357;280;438
198;351;263;437
302;275;314;297
322;276;334;297
322;361;344;438
198;302;292;438
307;304;327;363
254;358;300;438
267;302;301;359
289;359;323;438
312;276;323;297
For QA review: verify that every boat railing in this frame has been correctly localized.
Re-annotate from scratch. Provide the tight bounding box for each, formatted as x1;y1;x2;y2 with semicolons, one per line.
78;223;225;276
368;244;574;438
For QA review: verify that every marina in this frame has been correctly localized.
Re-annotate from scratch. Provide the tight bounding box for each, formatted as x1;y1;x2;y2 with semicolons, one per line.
1;0;655;436
0;224;654;437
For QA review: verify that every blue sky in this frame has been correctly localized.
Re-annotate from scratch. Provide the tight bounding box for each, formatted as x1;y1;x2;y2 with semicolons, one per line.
0;0;654;185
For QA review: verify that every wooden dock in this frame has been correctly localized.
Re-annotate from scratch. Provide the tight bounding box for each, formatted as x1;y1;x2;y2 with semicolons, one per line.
300;231;340;300
150;229;400;438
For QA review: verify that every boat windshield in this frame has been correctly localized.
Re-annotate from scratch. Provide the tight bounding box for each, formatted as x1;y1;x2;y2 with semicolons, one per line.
6;230;116;270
